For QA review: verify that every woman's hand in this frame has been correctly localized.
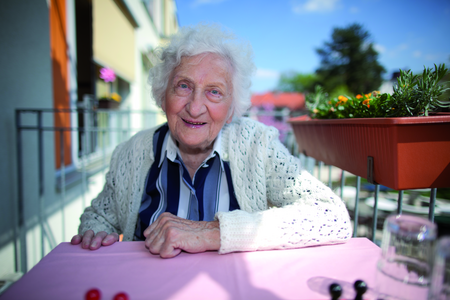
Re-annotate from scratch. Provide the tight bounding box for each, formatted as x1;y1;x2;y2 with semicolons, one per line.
143;212;221;258
70;230;119;250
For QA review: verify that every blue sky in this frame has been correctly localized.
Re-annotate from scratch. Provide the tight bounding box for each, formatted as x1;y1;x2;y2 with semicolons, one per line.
175;0;450;93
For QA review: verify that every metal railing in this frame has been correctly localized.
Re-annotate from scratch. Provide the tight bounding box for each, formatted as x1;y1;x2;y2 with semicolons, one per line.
12;105;444;275
304;161;440;243
14;103;161;274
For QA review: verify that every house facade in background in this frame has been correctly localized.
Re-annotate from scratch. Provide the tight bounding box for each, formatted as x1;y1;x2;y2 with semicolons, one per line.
0;0;178;280
250;92;306;152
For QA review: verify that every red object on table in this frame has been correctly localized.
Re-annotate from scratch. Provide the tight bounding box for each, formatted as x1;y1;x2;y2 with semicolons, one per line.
85;288;101;300
113;292;129;300
0;238;380;300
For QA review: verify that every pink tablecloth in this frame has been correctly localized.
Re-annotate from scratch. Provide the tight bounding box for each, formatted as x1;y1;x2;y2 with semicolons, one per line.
1;238;380;300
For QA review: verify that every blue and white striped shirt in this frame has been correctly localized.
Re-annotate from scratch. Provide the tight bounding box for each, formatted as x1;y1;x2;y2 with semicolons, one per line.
134;124;239;240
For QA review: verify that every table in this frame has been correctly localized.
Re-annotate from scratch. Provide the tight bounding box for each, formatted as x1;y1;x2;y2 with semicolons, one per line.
0;238;380;300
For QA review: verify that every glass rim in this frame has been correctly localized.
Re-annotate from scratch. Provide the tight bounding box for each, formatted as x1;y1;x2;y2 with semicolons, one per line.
385;214;437;240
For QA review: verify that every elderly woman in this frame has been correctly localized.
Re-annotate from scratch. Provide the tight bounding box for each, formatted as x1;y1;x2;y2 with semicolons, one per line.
71;24;352;258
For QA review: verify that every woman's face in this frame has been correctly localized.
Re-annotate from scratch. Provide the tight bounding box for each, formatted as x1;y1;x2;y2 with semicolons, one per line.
162;53;234;154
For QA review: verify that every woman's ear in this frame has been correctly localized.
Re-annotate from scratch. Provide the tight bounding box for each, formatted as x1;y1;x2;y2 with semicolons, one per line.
226;108;234;124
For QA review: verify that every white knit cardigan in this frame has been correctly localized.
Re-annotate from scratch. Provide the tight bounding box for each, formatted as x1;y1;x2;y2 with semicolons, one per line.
79;117;352;254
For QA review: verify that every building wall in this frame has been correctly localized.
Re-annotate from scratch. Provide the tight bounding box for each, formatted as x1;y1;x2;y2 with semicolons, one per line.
0;0;178;279
51;0;72;168
93;0;136;82
125;0;177;132
0;0;55;276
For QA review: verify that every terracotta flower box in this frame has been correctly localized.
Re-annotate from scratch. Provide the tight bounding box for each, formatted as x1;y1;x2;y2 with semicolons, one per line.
288;115;450;190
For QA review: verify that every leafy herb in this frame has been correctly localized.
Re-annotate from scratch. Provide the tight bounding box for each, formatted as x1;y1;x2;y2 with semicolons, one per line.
308;64;449;119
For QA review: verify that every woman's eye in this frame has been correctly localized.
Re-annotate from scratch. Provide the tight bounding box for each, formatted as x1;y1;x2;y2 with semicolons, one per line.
174;83;191;96
211;90;219;95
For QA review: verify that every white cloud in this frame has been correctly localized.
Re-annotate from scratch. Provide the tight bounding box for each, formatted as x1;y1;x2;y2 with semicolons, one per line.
292;0;341;14
387;43;409;57
254;68;280;79
413;51;422;58
397;43;409;51
192;0;226;7
373;44;386;54
349;6;359;14
425;53;441;61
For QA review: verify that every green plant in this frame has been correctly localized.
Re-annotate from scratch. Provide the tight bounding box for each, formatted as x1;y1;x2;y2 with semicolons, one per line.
389;64;450;116
309;64;450;119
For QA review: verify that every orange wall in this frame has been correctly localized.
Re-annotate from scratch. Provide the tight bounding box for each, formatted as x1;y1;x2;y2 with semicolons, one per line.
50;0;72;168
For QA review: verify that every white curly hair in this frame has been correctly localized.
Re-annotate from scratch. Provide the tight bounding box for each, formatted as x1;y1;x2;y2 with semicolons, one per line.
148;23;256;118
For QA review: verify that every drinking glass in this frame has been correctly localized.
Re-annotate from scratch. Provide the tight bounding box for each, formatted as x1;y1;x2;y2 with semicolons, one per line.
428;237;450;300
376;214;437;300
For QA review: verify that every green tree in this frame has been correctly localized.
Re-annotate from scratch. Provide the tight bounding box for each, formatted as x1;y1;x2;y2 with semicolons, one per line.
277;72;319;93
316;23;386;95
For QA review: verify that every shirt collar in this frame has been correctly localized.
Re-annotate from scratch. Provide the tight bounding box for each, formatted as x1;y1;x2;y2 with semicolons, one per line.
158;129;225;170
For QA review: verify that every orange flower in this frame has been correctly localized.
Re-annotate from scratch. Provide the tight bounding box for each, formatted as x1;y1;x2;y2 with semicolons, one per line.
336;95;348;106
365;93;371;98
313;108;319;113
356;94;363;99
363;99;371;106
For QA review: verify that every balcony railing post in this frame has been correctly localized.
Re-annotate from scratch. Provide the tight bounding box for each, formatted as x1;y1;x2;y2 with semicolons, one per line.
397;190;403;215
429;188;437;222
37;110;45;259
318;161;323;182
328;165;332;188
59;129;66;242
340;170;345;199
371;184;380;242
15;109;27;273
353;176;361;237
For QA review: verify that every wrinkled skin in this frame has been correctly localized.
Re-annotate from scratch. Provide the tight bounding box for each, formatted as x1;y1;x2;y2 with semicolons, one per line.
144;212;220;258
72;53;234;256
71;230;119;250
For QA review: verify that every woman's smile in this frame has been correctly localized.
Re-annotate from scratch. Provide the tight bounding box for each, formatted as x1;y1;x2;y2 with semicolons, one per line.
182;118;207;128
162;53;234;155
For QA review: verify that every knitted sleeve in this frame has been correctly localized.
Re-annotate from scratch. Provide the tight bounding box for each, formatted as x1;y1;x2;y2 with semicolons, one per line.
77;127;156;240
216;119;352;254
78;142;125;236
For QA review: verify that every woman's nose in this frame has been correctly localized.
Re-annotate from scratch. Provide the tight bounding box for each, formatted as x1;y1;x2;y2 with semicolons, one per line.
186;90;206;117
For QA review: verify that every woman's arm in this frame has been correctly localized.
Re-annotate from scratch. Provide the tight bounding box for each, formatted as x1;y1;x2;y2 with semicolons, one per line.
71;143;126;249
216;120;352;254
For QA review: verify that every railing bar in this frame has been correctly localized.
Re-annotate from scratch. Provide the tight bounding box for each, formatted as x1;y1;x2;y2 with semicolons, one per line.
59;130;66;242
353;176;361;238
15;110;26;273
38;111;45;259
81;129;87;211
372;184;380;242
340;170;345;200
102;128;107;174
328;165;332;189
16;108;160;113
128;109;131;139
318;161;323;183
397;190;403;215
16;126;157;132
429;188;437;222
119;110;123;143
